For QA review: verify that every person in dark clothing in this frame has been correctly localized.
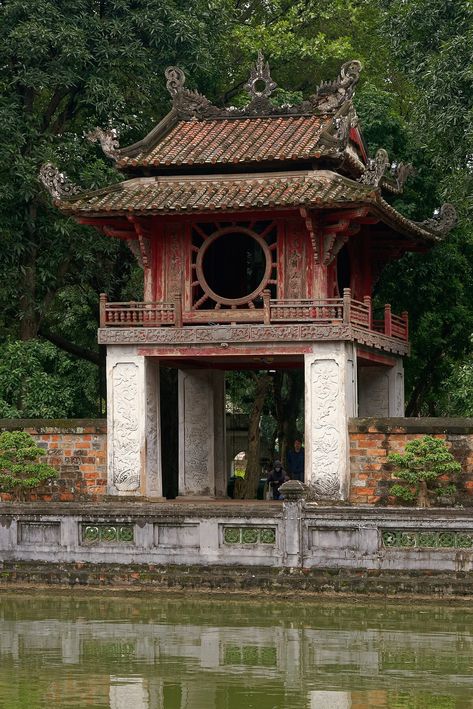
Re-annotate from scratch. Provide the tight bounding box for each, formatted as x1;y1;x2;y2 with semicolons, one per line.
266;460;289;500
287;438;305;482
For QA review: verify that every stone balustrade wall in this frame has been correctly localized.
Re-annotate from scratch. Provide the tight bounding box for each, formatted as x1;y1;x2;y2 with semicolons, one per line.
2;502;473;578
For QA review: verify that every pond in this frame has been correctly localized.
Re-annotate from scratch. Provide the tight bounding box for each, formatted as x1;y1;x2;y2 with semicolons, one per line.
0;593;472;708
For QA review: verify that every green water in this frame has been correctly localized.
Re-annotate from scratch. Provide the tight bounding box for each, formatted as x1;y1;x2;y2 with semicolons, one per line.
0;594;472;709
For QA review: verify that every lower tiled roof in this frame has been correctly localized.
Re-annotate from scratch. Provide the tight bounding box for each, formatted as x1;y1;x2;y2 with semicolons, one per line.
59;170;439;242
60;170;372;214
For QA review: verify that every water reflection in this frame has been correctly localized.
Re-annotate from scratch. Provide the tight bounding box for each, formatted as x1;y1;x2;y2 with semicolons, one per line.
0;595;472;708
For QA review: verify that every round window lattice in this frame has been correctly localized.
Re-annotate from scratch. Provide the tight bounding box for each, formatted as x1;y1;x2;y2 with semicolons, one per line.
195;226;273;307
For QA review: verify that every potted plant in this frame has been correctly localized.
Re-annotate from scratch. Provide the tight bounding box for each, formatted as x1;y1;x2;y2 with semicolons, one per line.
388;435;461;507
0;431;58;501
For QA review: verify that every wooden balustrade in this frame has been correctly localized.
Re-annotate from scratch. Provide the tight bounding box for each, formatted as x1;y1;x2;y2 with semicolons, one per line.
98;293;409;342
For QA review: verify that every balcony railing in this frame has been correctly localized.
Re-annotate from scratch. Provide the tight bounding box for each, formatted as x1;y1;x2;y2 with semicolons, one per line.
99;290;409;343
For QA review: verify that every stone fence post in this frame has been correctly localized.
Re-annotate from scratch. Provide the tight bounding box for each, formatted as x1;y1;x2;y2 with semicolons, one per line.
280;480;306;568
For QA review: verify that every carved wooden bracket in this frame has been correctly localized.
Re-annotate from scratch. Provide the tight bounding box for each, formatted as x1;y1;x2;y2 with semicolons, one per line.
127;216;152;269
299;208;320;263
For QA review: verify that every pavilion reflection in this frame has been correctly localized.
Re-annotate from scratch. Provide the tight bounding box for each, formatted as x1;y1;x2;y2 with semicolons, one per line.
0;614;472;708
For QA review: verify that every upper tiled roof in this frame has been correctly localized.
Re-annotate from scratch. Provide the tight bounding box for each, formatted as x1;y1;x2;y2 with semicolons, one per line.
117;115;331;169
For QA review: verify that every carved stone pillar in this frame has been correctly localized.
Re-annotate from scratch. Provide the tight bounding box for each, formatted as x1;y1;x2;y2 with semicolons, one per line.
358;357;404;417
304;342;357;500
106;346;162;497
178;369;226;497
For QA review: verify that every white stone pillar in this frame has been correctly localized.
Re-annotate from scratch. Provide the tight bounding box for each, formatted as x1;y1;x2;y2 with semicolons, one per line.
178;369;226;497
358;357;404;417
304;342;357;500
106;346;162;497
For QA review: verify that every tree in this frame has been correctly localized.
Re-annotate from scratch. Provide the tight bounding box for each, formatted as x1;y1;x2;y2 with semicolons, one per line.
0;0;232;342
0;0;234;415
374;0;473;414
0;431;58;500
388;435;461;507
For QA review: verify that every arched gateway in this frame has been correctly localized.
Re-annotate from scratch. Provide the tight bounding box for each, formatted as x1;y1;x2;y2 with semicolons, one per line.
41;54;455;500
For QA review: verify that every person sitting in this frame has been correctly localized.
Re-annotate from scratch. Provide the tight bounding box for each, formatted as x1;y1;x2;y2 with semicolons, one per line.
287;438;304;482
267;460;289;500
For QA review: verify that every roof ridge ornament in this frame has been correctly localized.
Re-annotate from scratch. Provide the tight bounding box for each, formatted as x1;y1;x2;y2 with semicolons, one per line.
165;66;186;96
311;60;362;114
360;148;390;187
318;103;358;156
419;203;457;234
86;127;120;161
164;65;220;120
39;162;81;200
244;51;277;112
382;162;416;194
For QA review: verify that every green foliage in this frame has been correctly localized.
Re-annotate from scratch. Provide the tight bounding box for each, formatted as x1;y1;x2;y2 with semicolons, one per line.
388;436;462;504
0;339;98;418
389;483;416;504
0;431;58;494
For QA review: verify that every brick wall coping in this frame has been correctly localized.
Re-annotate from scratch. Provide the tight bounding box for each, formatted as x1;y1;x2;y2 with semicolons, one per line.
1;501;473;521
349;417;473;435
0;501;285;519
0;419;107;434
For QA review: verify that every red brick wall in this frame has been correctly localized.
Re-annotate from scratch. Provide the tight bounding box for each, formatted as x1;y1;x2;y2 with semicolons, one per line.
0;420;107;502
349;418;473;504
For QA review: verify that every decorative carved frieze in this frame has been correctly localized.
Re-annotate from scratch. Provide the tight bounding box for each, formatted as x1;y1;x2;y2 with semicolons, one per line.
98;323;409;355
86;127;120;161
39;163;81;200
110;362;141;492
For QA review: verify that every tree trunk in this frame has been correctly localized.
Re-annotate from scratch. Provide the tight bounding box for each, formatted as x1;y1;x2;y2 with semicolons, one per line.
273;370;304;467
417;480;430;508
235;373;272;499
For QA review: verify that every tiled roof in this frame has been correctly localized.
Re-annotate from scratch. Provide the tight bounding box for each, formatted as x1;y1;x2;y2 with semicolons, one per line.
117;116;331;168
60;171;373;215
59;169;440;242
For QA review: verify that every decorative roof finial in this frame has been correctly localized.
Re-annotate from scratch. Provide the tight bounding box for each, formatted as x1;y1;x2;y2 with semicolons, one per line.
86;127;120;161
245;51;277;101
311;60;362;114
420;203;457;235
360;148;390;187
39;162;81;200
165;66;186;97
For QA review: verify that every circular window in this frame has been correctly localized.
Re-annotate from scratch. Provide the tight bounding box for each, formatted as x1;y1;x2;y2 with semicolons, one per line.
196;227;272;306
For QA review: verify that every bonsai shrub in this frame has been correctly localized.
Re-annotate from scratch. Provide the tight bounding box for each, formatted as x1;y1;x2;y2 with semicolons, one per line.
0;431;58;500
388;435;461;507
